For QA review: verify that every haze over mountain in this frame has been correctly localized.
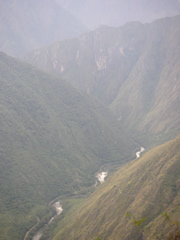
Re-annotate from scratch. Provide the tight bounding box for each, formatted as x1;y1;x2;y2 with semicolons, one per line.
56;0;180;29
0;52;137;240
1;0;180;58
23;15;180;143
0;1;180;239
52;137;180;240
0;0;87;57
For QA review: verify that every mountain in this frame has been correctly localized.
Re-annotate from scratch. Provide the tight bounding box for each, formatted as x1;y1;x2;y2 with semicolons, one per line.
0;52;136;240
56;0;180;29
111;15;180;140
23;15;180;143
0;0;87;57
52;136;180;240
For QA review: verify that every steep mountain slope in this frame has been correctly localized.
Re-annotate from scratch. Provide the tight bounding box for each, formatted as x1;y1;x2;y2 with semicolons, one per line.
111;15;180;137
56;0;180;28
23;15;180;141
0;0;87;57
0;52;136;240
53;137;180;240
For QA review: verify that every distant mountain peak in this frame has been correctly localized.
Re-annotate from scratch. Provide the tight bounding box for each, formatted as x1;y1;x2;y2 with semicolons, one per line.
56;0;180;28
23;15;180;141
0;0;87;57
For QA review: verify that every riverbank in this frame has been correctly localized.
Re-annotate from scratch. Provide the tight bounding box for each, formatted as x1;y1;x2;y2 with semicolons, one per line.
25;148;141;240
32;201;63;240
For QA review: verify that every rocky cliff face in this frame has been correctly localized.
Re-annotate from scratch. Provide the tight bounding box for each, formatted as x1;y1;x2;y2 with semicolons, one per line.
23;22;147;102
23;15;180;139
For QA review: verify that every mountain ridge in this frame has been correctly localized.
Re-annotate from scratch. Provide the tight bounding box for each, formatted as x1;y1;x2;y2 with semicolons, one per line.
23;15;180;142
56;0;180;29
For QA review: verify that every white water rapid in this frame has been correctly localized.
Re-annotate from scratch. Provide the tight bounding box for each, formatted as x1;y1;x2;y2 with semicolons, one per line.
96;171;108;184
136;147;145;158
32;201;63;240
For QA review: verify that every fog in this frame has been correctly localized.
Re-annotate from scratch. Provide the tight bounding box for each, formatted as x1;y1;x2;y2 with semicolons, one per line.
1;1;179;240
0;0;180;57
56;0;180;28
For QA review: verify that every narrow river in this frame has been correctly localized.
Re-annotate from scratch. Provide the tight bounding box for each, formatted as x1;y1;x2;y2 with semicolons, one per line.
32;201;63;240
31;170;108;240
136;146;145;158
30;147;144;240
96;171;108;184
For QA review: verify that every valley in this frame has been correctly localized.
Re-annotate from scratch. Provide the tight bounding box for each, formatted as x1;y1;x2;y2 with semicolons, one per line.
0;2;179;239
0;52;137;240
26;152;136;240
22;15;180;145
31;201;63;240
26;146;148;240
52;137;180;240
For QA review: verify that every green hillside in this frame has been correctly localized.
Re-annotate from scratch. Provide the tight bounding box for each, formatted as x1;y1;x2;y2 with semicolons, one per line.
23;15;180;143
0;52;136;240
111;15;180;138
53;137;180;240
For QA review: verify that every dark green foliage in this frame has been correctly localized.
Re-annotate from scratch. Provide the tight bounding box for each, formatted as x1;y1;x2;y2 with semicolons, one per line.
0;52;136;239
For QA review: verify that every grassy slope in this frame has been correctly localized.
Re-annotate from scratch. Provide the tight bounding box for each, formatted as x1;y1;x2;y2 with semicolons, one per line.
0;52;136;240
53;137;180;240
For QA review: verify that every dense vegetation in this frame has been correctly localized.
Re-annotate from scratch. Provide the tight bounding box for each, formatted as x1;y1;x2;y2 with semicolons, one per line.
0;13;179;240
0;52;136;240
52;137;180;240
